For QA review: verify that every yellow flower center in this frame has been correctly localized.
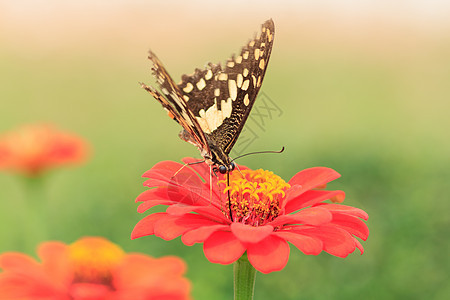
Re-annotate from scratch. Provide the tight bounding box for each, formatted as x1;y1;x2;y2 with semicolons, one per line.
69;237;125;286
221;169;290;226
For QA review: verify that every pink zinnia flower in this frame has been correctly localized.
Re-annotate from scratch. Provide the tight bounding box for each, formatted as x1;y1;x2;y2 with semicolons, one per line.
132;159;369;274
0;123;89;176
0;237;191;300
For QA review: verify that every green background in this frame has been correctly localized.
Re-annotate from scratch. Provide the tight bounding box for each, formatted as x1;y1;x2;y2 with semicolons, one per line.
1;1;449;299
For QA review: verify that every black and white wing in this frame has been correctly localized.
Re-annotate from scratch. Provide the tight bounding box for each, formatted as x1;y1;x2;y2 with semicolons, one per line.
140;51;210;154
177;19;275;155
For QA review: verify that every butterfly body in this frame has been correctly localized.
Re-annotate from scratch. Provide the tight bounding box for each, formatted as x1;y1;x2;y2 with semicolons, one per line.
141;19;275;174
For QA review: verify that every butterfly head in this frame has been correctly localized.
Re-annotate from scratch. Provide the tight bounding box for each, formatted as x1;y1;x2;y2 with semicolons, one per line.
214;162;236;174
207;144;236;175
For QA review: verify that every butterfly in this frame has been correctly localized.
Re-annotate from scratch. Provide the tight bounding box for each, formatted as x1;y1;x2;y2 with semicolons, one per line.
141;19;275;175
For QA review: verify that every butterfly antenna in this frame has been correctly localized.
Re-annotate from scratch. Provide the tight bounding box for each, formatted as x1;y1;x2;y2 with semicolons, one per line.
234;163;245;178
231;146;285;162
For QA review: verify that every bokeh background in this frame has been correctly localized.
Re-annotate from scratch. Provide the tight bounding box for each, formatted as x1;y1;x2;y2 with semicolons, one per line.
1;0;449;299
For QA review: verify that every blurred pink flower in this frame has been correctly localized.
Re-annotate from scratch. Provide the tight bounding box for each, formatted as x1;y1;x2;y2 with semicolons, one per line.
0;123;89;176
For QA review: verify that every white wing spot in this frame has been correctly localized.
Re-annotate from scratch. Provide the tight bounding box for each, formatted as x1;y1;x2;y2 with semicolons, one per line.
243;51;249;60
205;69;213;80
254;48;260;60
214;88;220;97
241;79;250;91
183;95;189;101
228;79;237;101
259;59;265;70
218;73;228;81
257;76;262;87
196;78;206;90
195;98;232;134
162;88;169;95
252;75;257;86
183;82;194;93
243;94;250;106
227;61;235;68
268;33;273;42
243;68;249;77
236;56;243;64
249;40;255;47
237;74;243;88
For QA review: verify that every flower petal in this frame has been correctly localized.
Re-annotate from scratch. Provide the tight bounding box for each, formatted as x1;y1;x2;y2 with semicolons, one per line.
131;212;167;239
230;223;274;244
353;237;365;254
300;226;356;258
247;235;290;273
329;213;369;240
284;190;345;213
137;200;174;213
316;203;369;220
166;205;229;223
154;214;221;240
270;206;333;227
38;242;72;285
0;253;65;298
275;231;323;255
204;231;246;264
287;167;341;198
181;224;229;246
142;161;185;181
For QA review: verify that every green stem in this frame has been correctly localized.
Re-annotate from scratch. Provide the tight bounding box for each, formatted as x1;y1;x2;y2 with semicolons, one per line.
234;253;257;300
18;175;48;253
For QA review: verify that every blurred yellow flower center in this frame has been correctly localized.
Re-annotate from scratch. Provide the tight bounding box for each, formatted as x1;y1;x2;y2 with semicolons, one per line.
69;237;125;285
222;169;290;226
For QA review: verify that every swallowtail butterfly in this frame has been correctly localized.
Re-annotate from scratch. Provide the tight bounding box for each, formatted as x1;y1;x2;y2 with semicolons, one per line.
141;19;275;175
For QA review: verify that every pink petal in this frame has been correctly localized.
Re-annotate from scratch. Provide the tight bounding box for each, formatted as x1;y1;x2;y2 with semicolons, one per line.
0;253;40;273
329;213;369;240
247;235;290;274
353;237;364;254
135;188;170;203
154;214;221;241
142;161;185;181
275;231;323;255
287;167;341;198
285;190;345;213
270;206;332;227
181;224;230;246
316;203;369;220
38;242;72;284
300;226;356;258
203;231;246;264
137;200;173;213
166;205;229;223
131;213;167;239
230;223;274;244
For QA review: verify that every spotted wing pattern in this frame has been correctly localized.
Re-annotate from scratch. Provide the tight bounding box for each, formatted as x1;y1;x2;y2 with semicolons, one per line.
140;51;210;154
177;19;275;154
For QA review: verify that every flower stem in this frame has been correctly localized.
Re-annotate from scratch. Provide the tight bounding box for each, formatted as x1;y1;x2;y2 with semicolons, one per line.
19;175;48;253
234;253;257;300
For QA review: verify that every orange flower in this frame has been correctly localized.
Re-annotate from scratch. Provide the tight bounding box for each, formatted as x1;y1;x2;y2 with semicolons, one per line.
0;237;191;300
0;123;89;176
132;159;369;274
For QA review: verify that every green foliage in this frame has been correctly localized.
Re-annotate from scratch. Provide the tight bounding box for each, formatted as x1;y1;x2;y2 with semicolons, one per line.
0;37;449;300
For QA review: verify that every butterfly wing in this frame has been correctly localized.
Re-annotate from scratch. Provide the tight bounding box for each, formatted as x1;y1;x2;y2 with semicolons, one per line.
177;19;275;155
141;51;210;154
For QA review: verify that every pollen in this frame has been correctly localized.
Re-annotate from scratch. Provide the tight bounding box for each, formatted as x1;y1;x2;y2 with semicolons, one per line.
221;169;291;226
69;237;125;285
